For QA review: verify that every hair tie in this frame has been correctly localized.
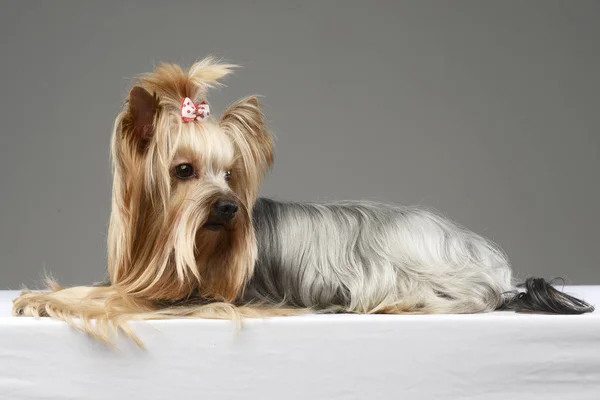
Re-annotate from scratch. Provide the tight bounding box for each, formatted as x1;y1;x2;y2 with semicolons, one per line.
181;97;210;122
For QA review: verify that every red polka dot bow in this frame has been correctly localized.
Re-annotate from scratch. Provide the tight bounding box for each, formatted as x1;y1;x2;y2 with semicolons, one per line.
181;97;211;122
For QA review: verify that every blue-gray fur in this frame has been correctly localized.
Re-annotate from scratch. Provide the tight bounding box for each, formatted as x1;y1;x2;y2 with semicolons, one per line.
245;198;517;313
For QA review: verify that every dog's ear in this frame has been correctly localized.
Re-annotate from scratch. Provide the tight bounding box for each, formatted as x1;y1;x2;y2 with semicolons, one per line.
220;96;274;204
121;86;160;150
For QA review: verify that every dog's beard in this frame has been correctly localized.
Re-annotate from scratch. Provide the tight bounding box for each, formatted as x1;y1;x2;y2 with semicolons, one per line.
109;184;255;303
195;214;256;302
191;194;256;302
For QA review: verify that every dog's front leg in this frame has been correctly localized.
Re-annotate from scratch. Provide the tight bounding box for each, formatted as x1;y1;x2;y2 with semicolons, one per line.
12;283;99;317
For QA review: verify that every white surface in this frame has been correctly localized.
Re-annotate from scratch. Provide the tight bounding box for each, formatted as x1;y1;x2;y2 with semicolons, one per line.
1;287;600;400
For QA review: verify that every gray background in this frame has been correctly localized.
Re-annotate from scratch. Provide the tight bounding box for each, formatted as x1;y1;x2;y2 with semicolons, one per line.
0;1;598;288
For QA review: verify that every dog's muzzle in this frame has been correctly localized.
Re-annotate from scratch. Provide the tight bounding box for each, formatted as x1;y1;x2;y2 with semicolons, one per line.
204;199;239;230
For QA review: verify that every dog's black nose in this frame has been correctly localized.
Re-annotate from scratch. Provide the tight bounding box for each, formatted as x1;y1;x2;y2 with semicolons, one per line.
212;199;239;221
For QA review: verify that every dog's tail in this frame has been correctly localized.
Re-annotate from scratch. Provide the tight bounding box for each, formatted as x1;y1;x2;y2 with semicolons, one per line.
503;277;594;314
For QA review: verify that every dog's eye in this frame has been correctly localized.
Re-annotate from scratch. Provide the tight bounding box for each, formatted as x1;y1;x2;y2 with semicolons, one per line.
174;163;195;180
225;170;232;182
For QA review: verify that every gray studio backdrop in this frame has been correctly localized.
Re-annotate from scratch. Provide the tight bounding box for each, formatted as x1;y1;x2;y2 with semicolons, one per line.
0;1;598;288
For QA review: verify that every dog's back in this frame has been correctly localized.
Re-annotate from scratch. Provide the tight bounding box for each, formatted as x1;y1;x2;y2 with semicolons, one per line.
247;198;514;314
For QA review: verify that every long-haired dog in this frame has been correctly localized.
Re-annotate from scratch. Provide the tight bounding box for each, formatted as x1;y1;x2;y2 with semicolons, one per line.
13;57;594;346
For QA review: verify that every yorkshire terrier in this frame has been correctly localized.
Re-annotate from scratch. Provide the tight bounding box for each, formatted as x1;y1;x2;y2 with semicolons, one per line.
13;57;594;346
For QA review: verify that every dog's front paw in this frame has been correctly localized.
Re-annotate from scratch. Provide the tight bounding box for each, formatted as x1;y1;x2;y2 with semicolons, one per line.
12;291;51;317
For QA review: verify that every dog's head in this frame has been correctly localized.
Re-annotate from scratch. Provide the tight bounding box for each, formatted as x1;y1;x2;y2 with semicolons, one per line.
107;58;274;302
